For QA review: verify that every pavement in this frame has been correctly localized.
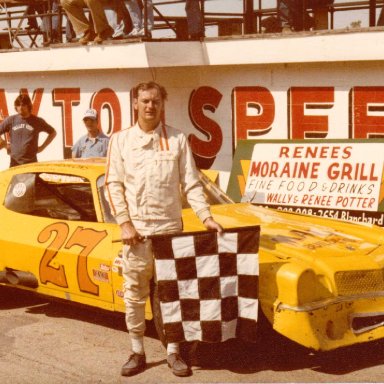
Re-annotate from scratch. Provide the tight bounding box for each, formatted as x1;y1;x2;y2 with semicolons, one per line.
1;285;384;384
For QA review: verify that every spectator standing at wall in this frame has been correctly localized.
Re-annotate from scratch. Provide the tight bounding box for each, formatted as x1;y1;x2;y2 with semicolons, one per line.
65;16;76;42
278;0;308;31
26;2;46;31
60;0;114;44
123;0;154;37
49;0;62;44
39;0;63;45
185;0;204;40
72;109;109;158
278;0;334;32
378;4;384;26
107;0;134;39
25;1;58;46
0;95;57;167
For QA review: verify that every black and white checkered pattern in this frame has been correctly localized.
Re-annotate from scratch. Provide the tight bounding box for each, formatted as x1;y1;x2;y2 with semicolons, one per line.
152;226;260;344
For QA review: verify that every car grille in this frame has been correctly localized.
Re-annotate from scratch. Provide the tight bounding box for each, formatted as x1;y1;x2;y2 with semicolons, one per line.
335;270;384;295
351;313;384;334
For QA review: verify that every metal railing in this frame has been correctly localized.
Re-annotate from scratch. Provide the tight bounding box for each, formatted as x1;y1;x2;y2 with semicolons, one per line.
1;0;384;50
151;0;384;36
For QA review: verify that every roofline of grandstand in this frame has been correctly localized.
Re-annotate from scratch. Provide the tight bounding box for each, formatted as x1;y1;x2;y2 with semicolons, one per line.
1;26;384;73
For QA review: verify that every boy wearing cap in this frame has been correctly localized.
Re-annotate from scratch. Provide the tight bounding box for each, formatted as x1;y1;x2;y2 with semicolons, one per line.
72;109;109;158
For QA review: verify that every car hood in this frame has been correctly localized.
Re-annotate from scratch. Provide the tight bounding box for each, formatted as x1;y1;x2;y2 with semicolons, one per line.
182;203;384;272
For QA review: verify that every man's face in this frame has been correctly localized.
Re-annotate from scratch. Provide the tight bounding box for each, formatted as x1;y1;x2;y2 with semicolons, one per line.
16;104;31;118
83;118;99;137
134;88;164;127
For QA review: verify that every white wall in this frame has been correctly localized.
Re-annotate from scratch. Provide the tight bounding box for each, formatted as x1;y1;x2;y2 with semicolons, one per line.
0;30;383;172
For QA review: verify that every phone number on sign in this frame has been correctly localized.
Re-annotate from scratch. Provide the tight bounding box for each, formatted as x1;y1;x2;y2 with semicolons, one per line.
275;206;384;226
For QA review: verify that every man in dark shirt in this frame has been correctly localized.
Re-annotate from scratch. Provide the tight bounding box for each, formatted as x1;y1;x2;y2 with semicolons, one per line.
278;0;334;32
0;94;57;167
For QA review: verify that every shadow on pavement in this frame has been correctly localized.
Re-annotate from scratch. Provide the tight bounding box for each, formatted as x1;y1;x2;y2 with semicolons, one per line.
187;320;384;376
0;285;126;332
2;285;384;377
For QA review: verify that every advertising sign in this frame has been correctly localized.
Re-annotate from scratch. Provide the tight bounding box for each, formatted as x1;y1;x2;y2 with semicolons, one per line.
227;140;384;226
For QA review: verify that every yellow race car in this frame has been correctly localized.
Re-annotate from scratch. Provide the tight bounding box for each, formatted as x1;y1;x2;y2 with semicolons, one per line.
1;158;384;352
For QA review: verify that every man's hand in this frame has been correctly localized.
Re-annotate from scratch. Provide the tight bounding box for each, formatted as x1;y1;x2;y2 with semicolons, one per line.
38;130;57;153
120;221;144;246
0;137;6;150
203;217;223;234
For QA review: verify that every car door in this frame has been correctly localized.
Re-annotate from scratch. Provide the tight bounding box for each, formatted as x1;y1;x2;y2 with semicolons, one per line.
0;171;116;311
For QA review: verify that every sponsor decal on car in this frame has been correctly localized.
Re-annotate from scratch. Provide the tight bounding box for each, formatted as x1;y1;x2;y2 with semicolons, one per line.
112;257;123;275
92;269;109;283
12;182;26;197
99;263;110;272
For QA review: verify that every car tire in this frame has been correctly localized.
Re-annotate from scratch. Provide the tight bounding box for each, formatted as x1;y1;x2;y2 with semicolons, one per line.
150;282;167;347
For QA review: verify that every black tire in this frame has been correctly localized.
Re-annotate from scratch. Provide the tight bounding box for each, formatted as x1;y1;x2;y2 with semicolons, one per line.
150;281;167;347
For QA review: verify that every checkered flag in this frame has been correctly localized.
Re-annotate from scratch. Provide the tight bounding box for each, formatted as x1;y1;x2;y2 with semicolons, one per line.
152;226;260;344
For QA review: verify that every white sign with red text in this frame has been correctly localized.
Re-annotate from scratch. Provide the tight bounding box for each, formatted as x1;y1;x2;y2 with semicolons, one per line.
242;143;384;212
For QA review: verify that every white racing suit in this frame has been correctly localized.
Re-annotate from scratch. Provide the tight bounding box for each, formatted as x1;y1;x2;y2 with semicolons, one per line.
105;122;211;336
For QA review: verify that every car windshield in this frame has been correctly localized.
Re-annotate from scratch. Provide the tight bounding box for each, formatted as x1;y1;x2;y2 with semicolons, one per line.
97;171;234;224
193;171;234;206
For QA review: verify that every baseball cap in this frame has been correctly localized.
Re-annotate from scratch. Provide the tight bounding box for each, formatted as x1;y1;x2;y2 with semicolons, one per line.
83;108;98;121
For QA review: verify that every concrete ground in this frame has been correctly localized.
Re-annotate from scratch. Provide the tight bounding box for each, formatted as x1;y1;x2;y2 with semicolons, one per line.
1;285;384;384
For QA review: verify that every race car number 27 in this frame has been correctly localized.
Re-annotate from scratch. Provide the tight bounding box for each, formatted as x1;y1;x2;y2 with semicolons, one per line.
38;222;107;295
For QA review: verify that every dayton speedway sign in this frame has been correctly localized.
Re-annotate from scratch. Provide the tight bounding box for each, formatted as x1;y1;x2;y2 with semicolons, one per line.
0;85;383;169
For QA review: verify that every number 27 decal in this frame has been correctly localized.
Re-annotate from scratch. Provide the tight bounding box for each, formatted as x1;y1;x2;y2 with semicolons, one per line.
38;222;108;296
